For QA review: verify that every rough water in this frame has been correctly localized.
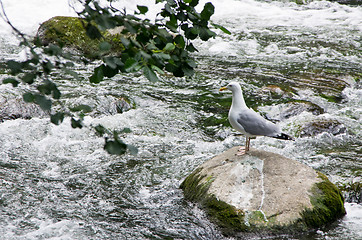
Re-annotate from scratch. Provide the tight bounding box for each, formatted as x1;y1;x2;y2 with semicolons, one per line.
0;0;361;239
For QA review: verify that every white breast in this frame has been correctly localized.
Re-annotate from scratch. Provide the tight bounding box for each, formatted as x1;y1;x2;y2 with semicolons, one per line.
229;109;247;135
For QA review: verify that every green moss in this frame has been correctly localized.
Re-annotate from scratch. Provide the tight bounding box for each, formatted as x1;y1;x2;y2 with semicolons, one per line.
248;210;268;226
180;168;247;234
180;168;212;202
301;172;346;228
37;16;125;59
319;93;343;103
205;197;247;235
181;169;346;234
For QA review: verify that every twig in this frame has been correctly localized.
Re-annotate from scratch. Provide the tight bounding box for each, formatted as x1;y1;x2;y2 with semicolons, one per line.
0;0;30;47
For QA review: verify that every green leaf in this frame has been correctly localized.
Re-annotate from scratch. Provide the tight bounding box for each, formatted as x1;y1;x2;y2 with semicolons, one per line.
174;35;185;49
90;65;104;83
104;137;127;155
184;27;198;40
125;58;139;72
124;21;137;34
7;60;22;74
85;23;102;40
34;94;52;111
199;27;216;41
64;61;75;67
121;127;132;133
186;59;197;68
71;117;83;129
182;65;195;77
36;80;61;99
95;15;116;30
211;23;231;35
176;12;187;21
45;44;62;56
99;41;112;51
189;0;199;7
140;51;151;60
143;66;159;82
94;124;107;136
51;112;64;125
186;43;198;52
137;5;148;14
120;37;131;48
164;3;174;15
22;73;36;84
103;65;119;78
200;2;214;20
163;42;175;51
23;92;34;103
52;86;61;99
151;65;165;75
104;56;117;69
70;104;92;113
3;78;19;87
42;61;54;74
167;0;177;6
154;52;171;60
147;42;158;51
166;14;178;32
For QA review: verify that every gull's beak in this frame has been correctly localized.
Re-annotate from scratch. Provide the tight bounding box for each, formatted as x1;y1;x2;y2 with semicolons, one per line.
219;86;228;91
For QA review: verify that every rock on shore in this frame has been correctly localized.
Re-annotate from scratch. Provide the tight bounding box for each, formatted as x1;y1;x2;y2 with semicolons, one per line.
181;147;345;235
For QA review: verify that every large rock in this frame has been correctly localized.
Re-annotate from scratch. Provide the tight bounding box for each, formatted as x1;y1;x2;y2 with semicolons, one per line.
36;16;125;59
181;147;345;235
0;95;47;122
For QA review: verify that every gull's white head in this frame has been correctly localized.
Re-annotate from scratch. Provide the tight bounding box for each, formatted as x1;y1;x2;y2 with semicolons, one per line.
219;82;242;92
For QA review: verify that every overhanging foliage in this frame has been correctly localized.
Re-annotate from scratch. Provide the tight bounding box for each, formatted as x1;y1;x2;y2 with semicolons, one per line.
1;0;229;155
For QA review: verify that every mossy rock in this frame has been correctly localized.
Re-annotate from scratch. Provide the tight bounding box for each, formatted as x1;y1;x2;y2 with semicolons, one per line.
300;173;346;228
0;94;47;122
180;147;346;236
180;168;247;235
36;16;125;59
258;100;324;123
67;94;134;117
281;101;324;119
298;119;346;137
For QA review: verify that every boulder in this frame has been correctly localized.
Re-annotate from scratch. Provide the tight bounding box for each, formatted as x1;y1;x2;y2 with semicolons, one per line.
298;119;346;137
0;95;47;122
181;147;345;235
280;101;324;119
36;16;125;58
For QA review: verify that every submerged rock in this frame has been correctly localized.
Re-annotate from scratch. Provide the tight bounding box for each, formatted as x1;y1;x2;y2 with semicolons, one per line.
181;147;345;235
0;95;47;122
298;119;346;137
280;101;324;119
68;95;133;117
260;101;324;122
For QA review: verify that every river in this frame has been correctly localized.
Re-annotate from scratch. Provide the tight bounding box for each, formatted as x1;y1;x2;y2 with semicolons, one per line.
0;0;361;239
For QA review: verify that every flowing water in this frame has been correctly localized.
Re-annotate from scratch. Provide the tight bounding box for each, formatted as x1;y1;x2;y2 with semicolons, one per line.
0;0;361;239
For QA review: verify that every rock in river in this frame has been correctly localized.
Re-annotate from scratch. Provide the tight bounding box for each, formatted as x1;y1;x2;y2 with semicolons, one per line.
181;147;345;235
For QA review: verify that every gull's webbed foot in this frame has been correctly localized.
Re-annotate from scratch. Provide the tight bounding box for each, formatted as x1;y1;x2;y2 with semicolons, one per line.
236;146;247;156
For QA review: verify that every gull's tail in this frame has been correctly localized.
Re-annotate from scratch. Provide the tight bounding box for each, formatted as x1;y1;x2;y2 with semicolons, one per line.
272;133;295;141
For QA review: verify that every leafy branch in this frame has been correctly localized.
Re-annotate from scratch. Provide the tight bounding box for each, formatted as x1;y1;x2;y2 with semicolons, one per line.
1;0;230;155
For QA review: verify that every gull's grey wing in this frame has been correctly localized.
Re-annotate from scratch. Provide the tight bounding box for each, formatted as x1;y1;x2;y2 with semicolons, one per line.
236;109;280;136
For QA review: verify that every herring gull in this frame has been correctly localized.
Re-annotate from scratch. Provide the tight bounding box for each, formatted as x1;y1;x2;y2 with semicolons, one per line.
220;82;294;155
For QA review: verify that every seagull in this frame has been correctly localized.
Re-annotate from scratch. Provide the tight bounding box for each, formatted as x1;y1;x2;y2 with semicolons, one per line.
220;82;294;155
